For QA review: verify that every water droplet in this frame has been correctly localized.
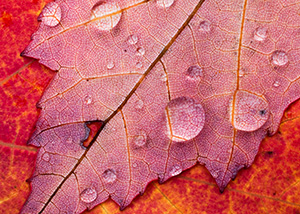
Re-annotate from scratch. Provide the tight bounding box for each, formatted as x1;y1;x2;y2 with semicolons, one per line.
66;137;73;144
134;99;144;110
254;26;268;41
107;61;114;70
199;21;211;32
80;187;97;203
42;152;50;161
273;81;280;87
132;163;138;168
160;73;167;82
84;96;92;105
39;2;62;27
90;2;121;31
169;165;182;176
271;50;288;66
239;69;245;77
136;47;145;56
133;130;147;147
102;169;116;183
157;0;174;8
230;90;269;132
211;171;218;178
135;61;143;69
186;65;203;80
127;34;138;45
165;97;205;142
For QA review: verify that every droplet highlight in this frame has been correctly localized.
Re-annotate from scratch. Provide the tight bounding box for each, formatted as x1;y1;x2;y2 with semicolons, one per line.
135;61;143;69
38;2;62;27
273;81;280;87
157;0;174;8
186;65;203;80
80;187;97;203
107;61;114;70
84;95;92;105
254;27;267;41
134;99;144;110
42;153;50;162
165;97;205;142
136;47;145;56
199;21;211;32
133;130;147;147
102;169;117;183
127;34;138;45
169;165;182;176
230;90;269;132
90;2;121;31
271;50;288;66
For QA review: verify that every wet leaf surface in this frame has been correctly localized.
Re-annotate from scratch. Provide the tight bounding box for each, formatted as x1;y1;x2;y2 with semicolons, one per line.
1;0;300;213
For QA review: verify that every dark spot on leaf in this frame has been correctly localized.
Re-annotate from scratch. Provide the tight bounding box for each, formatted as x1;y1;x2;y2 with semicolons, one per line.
81;121;103;148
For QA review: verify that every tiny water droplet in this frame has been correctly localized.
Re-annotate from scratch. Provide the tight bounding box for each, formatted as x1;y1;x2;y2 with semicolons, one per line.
239;69;245;77
80;187;97;203
136;47;145;56
134;99;144;110
157;0;174;8
66;137;73;144
169;165;182;176
230;90;269;132
107;61;114;70
102;169;116;183
135;61;143;69
160;73;167;82
132;163;138;168
133;130;147;147
39;2;62;27
166;97;205;142
199;21;211;32
211;171;218;178
84;96;92;105
186;65;203;80
254;27;268;41
127;34;138;45
271;50;288;66
273;81;280;87
90;2;121;31
42;153;50;162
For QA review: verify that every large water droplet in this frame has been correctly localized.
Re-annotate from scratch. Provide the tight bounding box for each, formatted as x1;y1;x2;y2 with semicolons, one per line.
136;47;145;56
80;187;97;203
39;2;62;27
133;130;147;147
84;95;92;105
127;34;138;45
102;169;116;183
90;2;121;31
157;0;174;8
199;21;211;32
165;97;205;142
230;90;269;132
42;152;50;162
186;65;203;80
271;50;288;66
254;27;268;41
169;165;182;176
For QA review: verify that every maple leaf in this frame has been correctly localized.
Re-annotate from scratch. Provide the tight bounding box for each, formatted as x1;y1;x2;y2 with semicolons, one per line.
20;0;300;213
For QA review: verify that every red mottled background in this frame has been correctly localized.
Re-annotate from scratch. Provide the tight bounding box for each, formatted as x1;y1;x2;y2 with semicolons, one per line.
0;0;300;213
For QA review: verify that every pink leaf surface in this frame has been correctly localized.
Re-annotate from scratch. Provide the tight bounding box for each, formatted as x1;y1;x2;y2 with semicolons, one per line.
21;0;300;213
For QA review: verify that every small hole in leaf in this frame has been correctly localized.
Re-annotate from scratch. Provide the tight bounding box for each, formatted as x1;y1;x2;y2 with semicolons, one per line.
81;121;103;148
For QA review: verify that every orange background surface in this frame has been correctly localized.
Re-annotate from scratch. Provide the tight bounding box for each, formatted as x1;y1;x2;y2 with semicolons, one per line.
0;1;300;213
